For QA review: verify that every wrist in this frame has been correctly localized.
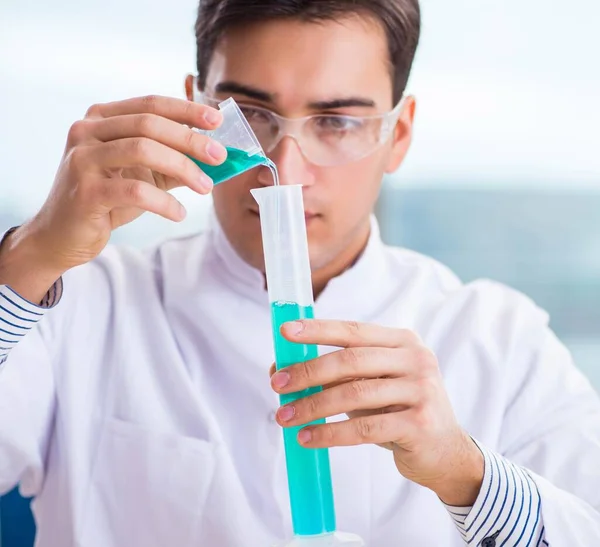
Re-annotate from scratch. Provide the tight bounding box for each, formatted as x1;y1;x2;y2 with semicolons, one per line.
428;433;485;507
0;223;65;305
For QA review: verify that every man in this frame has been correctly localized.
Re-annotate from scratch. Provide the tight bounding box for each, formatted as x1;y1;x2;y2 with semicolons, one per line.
0;0;599;545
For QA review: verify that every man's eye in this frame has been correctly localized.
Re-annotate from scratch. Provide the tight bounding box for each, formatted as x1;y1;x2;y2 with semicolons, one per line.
239;106;271;124
315;116;362;131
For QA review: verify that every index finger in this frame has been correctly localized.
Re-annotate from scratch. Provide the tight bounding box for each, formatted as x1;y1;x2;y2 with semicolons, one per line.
271;347;407;395
280;319;421;349
87;95;222;128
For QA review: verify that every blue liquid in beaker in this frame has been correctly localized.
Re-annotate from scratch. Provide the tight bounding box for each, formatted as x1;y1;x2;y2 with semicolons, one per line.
189;147;278;185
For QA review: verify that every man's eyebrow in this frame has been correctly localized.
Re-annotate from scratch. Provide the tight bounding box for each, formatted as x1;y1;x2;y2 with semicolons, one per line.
308;97;377;110
213;83;377;110
214;82;274;102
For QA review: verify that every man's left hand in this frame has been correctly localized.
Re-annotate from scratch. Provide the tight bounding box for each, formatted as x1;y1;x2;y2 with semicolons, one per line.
270;319;485;507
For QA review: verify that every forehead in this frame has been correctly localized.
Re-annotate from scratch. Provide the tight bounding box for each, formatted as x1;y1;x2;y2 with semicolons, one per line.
204;15;394;109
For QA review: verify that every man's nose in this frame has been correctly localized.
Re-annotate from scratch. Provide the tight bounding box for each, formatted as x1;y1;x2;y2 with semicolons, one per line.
257;136;316;187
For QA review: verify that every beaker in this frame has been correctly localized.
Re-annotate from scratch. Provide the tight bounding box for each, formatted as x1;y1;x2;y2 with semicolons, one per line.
190;98;268;184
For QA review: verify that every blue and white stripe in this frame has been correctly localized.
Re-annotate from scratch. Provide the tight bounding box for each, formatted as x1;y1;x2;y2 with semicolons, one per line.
444;442;547;546
0;281;63;368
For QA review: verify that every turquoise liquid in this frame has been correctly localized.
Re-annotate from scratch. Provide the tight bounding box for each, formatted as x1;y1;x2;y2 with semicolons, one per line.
271;301;336;537
188;147;278;185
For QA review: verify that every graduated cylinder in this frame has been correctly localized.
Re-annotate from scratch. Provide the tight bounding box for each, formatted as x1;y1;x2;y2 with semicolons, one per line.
251;185;336;537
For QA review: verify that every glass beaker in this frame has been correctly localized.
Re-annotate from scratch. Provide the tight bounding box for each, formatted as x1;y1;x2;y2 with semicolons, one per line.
189;98;268;184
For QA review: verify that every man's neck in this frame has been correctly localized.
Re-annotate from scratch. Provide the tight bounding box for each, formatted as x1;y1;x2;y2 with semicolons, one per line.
311;220;372;300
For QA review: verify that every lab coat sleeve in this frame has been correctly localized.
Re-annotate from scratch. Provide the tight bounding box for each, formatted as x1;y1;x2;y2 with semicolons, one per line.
442;289;600;546
497;318;600;546
0;282;62;497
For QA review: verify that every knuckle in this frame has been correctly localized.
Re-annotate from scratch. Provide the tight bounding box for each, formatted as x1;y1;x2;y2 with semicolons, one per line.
183;98;195;118
141;94;160;113
124;180;144;202
398;328;421;345
413;346;438;375
129;137;151;159
69;173;97;207
135;113;157;136
65;146;88;174
305;394;320;417
67;120;89;146
356;418;377;441
185;128;201;152
413;406;435;430
85;103;102;118
320;425;335;444
346;380;369;403
346;320;362;336
184;129;195;151
181;153;198;181
299;361;317;384
415;375;438;401
341;347;366;374
307;320;323;335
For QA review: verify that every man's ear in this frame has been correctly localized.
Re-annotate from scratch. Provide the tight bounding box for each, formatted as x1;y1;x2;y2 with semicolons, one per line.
385;95;416;174
184;74;195;101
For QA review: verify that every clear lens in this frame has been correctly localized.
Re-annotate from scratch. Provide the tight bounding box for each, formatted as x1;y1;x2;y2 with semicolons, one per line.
200;96;402;167
237;104;280;149
304;115;384;166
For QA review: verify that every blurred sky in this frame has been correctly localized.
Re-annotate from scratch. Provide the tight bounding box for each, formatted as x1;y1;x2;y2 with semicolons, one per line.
1;0;599;222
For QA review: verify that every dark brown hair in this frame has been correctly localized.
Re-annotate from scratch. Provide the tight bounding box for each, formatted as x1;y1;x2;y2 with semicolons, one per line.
195;0;421;104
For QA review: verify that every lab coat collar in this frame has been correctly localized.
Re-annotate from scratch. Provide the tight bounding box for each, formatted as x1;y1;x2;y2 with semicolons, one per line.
315;217;391;321
208;209;391;320
208;210;267;303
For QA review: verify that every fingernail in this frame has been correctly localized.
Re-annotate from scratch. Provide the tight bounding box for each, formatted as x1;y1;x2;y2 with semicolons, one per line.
272;371;290;389
204;108;222;125
207;141;227;162
285;321;304;335
298;429;312;445
278;405;295;422
178;203;187;219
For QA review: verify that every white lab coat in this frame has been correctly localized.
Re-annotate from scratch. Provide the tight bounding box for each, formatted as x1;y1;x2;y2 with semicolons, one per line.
0;215;599;547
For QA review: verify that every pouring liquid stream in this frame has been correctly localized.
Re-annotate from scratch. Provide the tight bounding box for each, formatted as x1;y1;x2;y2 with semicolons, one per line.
263;157;281;258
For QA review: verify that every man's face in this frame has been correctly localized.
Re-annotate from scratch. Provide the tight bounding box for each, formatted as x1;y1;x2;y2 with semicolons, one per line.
187;16;415;275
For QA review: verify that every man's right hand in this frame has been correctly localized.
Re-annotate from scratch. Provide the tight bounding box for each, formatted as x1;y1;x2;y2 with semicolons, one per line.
0;95;227;303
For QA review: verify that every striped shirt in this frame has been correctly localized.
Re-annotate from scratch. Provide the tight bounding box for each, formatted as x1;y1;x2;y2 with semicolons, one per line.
0;281;62;368
444;442;549;546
